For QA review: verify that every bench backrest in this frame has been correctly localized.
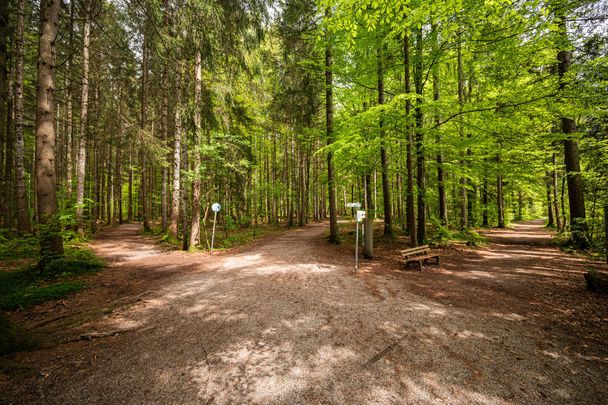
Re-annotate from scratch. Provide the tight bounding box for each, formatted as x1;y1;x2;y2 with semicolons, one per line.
401;245;430;258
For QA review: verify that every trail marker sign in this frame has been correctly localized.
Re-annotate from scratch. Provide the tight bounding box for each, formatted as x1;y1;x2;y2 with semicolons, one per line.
356;210;366;222
211;202;221;251
346;202;361;209
354;210;366;273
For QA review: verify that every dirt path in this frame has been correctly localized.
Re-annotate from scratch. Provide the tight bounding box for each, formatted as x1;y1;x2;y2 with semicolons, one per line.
2;221;608;404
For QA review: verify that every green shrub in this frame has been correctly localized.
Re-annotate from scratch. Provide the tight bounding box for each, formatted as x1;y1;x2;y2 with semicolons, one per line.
0;246;103;310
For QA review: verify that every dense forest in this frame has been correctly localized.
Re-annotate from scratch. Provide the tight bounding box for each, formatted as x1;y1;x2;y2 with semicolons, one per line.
0;0;607;264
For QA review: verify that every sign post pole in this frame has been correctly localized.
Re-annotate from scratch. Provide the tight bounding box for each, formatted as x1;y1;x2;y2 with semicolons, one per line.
211;203;221;252
355;209;366;272
355;220;359;272
346;203;363;273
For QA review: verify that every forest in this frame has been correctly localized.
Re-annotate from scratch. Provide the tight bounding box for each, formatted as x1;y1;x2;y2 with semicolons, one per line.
1;0;608;403
0;0;606;258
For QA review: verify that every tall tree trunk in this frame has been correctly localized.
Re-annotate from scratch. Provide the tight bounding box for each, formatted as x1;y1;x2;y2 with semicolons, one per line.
404;28;416;245
65;0;74;202
140;36;150;232
604;203;608;264
326;25;339;244
36;0;63;264
160;0;169;231
482;175;489;227
432;22;447;226
497;155;505;228
189;51;202;251
546;176;555;227
457;32;467;229
414;27;425;245
115;88;123;225
14;0;30;233
169;71;182;239
378;45;392;237
552;153;562;230
0;0;7;223
556;6;587;248
76;2;90;233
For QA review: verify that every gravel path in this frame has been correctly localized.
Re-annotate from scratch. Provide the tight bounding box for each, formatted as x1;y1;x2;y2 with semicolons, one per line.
2;221;607;404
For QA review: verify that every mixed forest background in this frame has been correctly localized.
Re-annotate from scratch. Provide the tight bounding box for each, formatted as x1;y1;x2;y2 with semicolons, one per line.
0;0;607;265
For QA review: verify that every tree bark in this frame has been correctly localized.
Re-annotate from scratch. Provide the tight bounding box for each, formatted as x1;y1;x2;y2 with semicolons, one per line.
114;87;123;225
497;154;505;228
556;6;587;248
169;70;182;239
604;204;608;263
76;2;91;233
326;24;339;244
546;176;555;227
552;153;562;230
432;22;447;226
35;0;64;264
457;32;467;229
189;51;202;251
414;27;425;245
404;29;416;246
378;45;392;237
160;0;169;231
0;0;7;224
140;36;150;232
482;175;489;227
14;0;30;233
65;0;74;202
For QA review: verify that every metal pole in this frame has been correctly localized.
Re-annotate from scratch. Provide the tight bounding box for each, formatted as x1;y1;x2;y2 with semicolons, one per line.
211;211;218;251
355;221;359;272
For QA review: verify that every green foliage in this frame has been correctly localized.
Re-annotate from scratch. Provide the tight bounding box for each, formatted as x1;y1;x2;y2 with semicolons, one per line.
0;234;39;261
429;220;487;247
0;247;104;310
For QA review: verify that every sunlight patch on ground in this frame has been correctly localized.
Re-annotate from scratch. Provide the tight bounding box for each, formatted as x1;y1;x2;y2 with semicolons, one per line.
454;330;490;340
188;341;358;403
241;262;336;275
401;372;507;404
222;254;262;270
489;312;525;321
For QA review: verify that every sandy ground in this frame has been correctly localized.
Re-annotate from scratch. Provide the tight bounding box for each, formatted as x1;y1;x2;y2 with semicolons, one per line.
1;220;607;404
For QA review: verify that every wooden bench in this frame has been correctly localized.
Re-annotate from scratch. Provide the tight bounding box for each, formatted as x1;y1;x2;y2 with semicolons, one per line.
400;245;440;271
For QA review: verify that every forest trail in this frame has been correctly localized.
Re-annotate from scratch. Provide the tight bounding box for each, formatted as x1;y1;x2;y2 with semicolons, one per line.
3;221;608;404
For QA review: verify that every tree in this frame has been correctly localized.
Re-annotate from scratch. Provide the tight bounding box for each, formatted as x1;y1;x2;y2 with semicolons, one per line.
14;0;30;234
35;0;63;264
76;0;91;234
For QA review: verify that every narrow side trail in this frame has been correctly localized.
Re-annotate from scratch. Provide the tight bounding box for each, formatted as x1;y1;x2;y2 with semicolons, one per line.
2;221;607;404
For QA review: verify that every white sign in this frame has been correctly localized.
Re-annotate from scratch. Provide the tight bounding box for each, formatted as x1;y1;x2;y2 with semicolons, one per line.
212;202;221;212
356;210;366;222
346;202;361;208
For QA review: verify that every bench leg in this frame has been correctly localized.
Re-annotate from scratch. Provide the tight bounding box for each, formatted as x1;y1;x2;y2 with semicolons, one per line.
418;261;423;271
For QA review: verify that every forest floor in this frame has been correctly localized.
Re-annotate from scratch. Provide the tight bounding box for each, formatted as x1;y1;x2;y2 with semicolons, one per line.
1;220;607;404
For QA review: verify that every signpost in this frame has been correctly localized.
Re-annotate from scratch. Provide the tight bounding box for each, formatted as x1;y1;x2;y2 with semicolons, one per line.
355;209;366;272
210;202;221;251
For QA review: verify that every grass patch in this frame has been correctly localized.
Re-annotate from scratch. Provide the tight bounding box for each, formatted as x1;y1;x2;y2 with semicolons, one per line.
144;223;287;251
429;224;487;247
0;246;104;311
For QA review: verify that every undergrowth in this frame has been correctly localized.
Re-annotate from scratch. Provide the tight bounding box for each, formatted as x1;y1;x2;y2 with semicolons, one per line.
144;223;285;251
0;239;104;311
429;222;487;246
